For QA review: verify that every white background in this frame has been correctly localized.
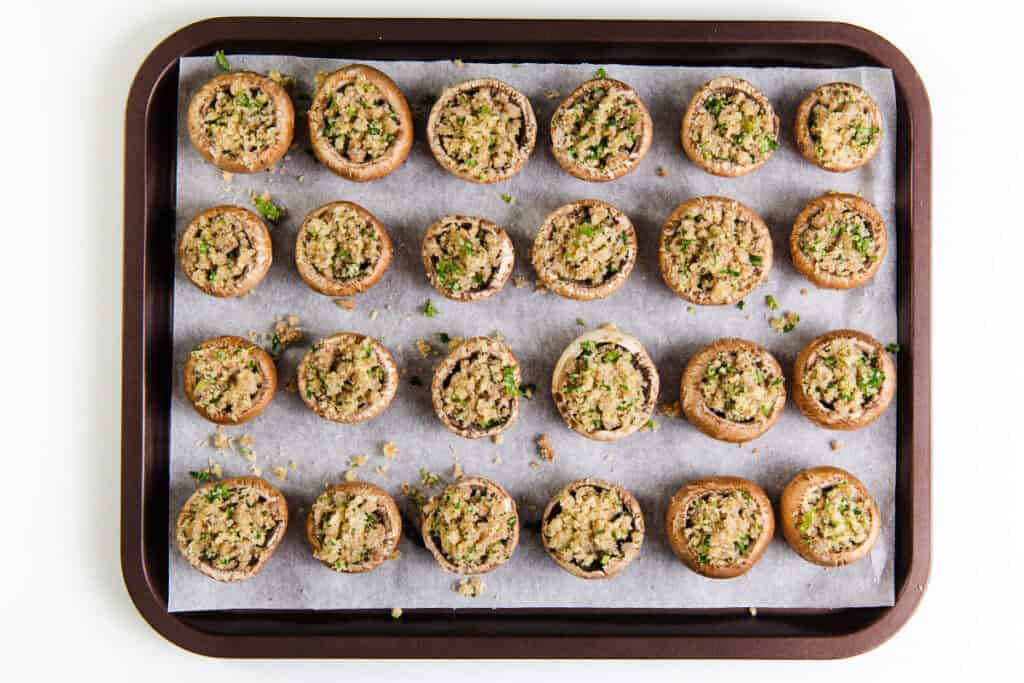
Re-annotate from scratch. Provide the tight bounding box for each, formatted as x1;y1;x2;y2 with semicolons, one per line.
10;0;1021;679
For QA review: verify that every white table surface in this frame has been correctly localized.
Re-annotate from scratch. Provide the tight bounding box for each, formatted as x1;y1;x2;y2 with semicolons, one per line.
13;0;1022;679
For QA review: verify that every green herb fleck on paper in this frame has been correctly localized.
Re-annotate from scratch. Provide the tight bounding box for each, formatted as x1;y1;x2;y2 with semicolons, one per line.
500;193;513;204
886;343;901;354
252;192;283;224
189;470;212;483
765;295;778;311
422;299;438;318
595;67;607;79
214;50;230;71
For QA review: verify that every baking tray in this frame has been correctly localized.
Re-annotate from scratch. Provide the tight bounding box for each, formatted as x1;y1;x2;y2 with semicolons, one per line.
122;17;931;659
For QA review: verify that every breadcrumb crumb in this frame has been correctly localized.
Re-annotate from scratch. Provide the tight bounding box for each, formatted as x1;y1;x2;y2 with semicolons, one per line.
452;462;464;480
454;577;485;597
273;465;287;480
415;339;434;358
349;454;368;468
658;401;682;418
344;469;357;482
390;607;403;619
830;440;843;451
382;442;399;459
334;298;357;310
536;434;555;462
656;166;668;177
513;275;526;288
491;433;504;445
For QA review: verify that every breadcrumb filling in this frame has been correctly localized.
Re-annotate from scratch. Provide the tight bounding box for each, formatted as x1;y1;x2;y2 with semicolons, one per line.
689;89;777;167
189;343;268;421
808;85;880;167
558;341;650;434
797;199;880;277
802;337;885;419
180;482;282;572
434;86;526;181
683;490;763;567
428;484;517;569
200;82;279;168
700;348;784;423
301;336;389;421
299;205;382;282
662;199;769;304
553;82;644;172
321;74;401;163
424;218;505;294
796;481;872;554
181;212;261;293
535;204;631;286
311;490;393;571
440;351;518;431
544;485;640;571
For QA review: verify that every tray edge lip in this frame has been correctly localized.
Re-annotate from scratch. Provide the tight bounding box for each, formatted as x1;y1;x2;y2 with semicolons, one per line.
121;15;932;661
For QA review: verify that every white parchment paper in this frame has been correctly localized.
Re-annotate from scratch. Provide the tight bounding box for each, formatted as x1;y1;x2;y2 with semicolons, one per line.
168;55;897;611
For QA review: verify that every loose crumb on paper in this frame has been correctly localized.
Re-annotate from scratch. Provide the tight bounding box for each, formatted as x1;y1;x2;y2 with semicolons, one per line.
382;441;399;460
513;275;526;288
830;440;843;452
334;298;357;311
454;577;485;597
536;434;555;462
390;607;403;619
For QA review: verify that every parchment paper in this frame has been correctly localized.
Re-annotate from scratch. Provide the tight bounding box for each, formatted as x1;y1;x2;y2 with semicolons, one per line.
168;55;897;611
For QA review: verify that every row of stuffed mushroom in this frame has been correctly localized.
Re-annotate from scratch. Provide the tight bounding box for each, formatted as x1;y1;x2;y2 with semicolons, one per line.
176;467;880;584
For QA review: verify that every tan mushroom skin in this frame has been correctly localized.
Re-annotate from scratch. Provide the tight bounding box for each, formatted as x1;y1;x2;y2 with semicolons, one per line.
432;337;521;438
295;201;392;297
550;78;653;181
541;479;644;579
183;336;276;425
179;206;272;298
306;482;401;573
421;477;519;575
681;77;779;177
790;193;887;290
666;476;774;579
187;71;294;173
681;338;785;443
551;327;659;441
297;333;398;423
308;65;413;181
175;476;288;582
793;330;895;430
780;466;881;567
795;82;883;172
422;215;514;301
531;199;637;300
659;196;772;306
427;79;537;183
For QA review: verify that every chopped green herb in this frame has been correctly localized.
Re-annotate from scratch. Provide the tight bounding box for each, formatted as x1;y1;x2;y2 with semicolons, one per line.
705;95;726;115
576;318;586;327
799;510;814;533
214;50;230;71
438;332;451;344
736;301;746;311
749;254;763;266
500;193;513;204
765;295;778;310
886;343;901;354
269;334;282;357
502;366;521;396
206;483;230;502
189;470;212;483
422;299;438;318
595;67;607;79
252;193;283;224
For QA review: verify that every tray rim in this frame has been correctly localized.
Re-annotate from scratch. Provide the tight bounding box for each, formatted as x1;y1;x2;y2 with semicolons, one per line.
122;16;931;660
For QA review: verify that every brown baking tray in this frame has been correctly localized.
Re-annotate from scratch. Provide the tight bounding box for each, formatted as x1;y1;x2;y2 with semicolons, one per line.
122;17;931;659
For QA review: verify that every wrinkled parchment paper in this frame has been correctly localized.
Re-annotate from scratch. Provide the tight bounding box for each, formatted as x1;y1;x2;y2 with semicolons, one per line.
169;56;897;611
